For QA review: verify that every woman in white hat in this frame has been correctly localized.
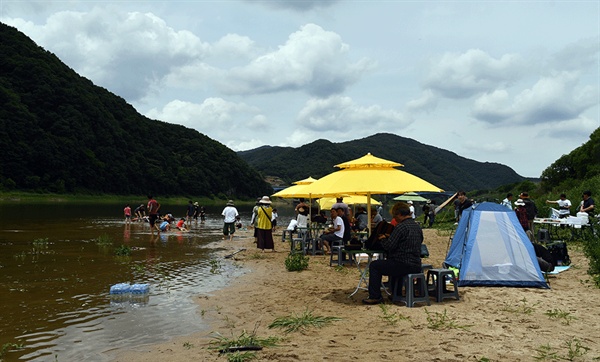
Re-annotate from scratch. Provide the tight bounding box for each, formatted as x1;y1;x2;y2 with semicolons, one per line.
256;196;275;252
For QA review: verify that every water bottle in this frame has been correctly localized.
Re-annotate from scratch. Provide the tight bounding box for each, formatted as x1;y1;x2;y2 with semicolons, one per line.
130;283;150;306
109;283;131;305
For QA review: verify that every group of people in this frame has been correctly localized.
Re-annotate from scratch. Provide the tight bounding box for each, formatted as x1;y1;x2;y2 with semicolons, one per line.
500;190;596;235
220;197;277;252
123;196;206;235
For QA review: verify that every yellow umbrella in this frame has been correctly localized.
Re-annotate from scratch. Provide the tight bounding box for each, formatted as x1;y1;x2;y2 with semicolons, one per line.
301;153;443;234
317;195;381;210
271;177;318;198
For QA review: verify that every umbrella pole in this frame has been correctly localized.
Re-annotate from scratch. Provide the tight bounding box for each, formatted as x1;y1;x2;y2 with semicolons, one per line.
367;192;372;238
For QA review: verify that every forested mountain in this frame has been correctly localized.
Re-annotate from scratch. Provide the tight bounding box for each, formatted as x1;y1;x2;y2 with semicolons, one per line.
0;23;272;198
540;127;600;190
239;133;525;191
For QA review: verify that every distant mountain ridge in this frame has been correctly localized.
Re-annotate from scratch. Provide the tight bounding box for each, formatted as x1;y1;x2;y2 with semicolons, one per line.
0;23;272;198
239;133;526;191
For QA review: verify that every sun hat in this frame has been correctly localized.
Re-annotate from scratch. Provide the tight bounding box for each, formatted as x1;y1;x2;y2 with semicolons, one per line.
259;196;272;204
226;200;235;206
193;202;199;206
514;199;525;206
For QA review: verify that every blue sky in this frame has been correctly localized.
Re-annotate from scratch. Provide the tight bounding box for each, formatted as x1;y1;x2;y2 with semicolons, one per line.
2;1;599;177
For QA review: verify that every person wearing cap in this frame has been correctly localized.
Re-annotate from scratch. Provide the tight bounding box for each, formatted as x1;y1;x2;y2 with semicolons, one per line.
545;194;571;218
256;196;275;252
406;200;416;220
427;199;437;227
519;192;538;231
514;199;529;231
192;201;200;221
221;200;239;241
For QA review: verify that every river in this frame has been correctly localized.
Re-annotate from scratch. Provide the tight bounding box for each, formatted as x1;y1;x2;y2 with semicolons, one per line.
0;202;294;361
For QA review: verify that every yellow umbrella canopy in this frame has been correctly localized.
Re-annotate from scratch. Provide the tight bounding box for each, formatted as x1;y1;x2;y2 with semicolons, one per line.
271;177;318;198
335;153;403;169
317;195;381;210
302;153;443;235
302;166;443;196
292;176;318;185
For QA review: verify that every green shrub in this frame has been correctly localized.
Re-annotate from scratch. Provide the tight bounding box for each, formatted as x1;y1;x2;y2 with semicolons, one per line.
284;253;309;272
115;245;131;256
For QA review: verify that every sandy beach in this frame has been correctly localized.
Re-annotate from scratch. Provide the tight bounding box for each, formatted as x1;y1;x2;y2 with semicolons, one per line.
111;227;600;362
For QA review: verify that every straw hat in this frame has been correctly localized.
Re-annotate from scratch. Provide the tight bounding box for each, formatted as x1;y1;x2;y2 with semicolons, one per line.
226;200;235;206
259;196;272;204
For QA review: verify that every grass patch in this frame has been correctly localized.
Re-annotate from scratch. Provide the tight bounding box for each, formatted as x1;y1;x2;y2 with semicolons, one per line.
544;308;577;325
210;326;279;362
424;308;472;330
534;338;590;361
500;298;539;314
32;238;49;248
0;342;24;359
284;253;309;272
378;304;412;326
247;252;268;260
94;234;113;246
115;245;131;256
209;259;222;274
268;308;341;334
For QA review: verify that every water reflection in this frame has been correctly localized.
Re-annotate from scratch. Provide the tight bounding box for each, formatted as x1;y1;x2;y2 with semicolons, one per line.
0;203;265;361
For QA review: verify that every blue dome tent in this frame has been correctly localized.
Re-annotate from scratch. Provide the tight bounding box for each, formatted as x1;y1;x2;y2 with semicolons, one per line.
444;202;549;288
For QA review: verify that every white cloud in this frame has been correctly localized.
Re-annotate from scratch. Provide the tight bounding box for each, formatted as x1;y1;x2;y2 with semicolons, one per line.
406;90;439;113
538;116;599;139
297;96;411;132
145;98;264;136
4;8;209;101
217;23;375;97
424;49;525;99
243;0;340;11
472;72;598;125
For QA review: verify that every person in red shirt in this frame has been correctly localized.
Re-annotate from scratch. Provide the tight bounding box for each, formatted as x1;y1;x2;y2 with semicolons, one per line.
123;204;131;224
147;195;161;235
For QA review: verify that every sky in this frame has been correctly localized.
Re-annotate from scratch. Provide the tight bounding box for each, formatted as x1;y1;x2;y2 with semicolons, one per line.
2;1;599;178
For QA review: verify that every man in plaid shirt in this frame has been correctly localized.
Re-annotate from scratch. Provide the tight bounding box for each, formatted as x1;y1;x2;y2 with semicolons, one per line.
363;202;423;305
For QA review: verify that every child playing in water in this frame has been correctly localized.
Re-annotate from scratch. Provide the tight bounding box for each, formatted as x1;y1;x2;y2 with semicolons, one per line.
176;218;188;231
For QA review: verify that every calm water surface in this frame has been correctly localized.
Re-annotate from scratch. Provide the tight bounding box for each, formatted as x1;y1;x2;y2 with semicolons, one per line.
0;203;289;361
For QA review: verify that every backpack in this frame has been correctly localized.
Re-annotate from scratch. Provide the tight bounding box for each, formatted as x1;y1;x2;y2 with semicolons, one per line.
546;240;570;266
365;221;394;250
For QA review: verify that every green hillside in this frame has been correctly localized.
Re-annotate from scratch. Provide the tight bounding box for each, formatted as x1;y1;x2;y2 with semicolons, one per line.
0;23;271;198
239;133;525;191
541;127;600;191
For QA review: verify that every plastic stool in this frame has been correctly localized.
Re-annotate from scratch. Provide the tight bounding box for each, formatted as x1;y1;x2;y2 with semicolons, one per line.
421;263;433;273
427;269;460;303
282;229;294;242
392;273;430;307
329;242;352;266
